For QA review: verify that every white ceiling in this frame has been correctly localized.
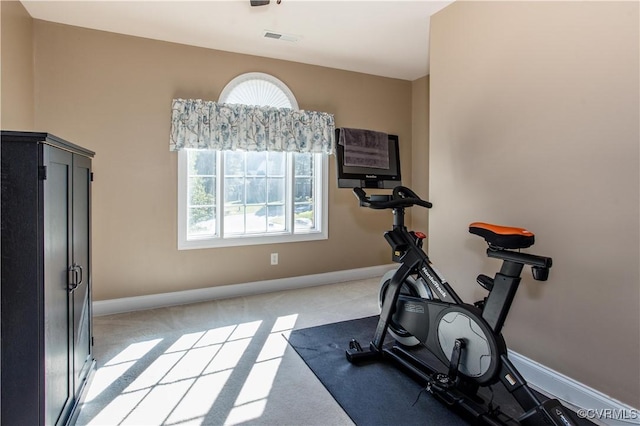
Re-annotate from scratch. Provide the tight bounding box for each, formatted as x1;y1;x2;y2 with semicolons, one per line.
20;0;454;81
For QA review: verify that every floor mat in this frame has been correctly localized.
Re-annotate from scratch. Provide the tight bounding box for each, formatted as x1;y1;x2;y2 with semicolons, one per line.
288;316;591;426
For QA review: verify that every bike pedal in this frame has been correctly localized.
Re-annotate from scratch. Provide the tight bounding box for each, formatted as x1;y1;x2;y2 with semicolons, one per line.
426;373;455;392
426;376;464;407
437;391;464;407
435;373;456;388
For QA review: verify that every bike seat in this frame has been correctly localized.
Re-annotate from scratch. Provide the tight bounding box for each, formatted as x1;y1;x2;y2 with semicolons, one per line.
469;222;535;249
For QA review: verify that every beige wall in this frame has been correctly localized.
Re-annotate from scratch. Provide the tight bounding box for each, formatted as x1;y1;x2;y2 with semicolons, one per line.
430;1;639;406
411;75;430;235
27;20;413;301
1;0;34;129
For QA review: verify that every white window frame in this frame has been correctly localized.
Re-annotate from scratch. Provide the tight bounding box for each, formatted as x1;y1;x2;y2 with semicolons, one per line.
177;73;329;250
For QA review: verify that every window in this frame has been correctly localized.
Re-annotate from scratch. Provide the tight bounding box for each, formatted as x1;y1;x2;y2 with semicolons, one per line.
177;73;328;249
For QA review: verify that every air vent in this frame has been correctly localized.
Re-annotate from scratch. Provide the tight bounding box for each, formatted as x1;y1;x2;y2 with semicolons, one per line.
262;30;301;42
264;31;282;39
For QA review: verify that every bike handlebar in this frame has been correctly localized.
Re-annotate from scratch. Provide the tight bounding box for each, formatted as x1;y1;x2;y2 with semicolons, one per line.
353;186;433;210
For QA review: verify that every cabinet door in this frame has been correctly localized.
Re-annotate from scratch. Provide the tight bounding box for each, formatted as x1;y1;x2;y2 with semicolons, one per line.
43;145;73;425
72;154;93;393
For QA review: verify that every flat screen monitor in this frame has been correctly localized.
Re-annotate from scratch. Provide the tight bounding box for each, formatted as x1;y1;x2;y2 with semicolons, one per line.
335;128;402;189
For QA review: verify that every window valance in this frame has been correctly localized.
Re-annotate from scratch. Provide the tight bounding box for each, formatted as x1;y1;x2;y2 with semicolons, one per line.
170;99;335;154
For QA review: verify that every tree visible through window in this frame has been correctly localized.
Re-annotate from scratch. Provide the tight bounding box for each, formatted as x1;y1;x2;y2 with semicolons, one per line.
178;73;327;249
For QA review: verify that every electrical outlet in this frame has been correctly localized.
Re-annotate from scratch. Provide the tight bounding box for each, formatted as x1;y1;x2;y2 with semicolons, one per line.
270;253;278;265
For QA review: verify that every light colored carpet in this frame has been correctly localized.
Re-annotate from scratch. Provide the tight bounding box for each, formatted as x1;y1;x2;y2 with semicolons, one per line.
76;277;382;426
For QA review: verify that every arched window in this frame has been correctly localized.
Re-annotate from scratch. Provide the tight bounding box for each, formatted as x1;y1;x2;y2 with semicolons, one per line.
177;73;328;249
219;72;299;109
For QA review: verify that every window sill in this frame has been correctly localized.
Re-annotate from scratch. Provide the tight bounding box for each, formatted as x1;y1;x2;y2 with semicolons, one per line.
178;230;328;250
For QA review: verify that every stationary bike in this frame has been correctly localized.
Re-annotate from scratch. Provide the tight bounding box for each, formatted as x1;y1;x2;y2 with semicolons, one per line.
346;186;578;426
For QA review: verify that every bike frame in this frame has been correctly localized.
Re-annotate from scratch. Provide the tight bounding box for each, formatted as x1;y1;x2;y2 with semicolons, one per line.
370;218;462;351
378;205;552;339
347;187;575;426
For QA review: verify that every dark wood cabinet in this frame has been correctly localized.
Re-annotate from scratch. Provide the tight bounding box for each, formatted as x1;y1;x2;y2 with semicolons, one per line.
1;131;96;425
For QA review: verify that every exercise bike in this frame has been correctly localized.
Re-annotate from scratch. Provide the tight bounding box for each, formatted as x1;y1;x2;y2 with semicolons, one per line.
346;186;578;426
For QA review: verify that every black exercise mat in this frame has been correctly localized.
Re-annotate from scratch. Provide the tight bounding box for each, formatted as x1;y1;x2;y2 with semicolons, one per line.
288;316;592;426
289;316;475;425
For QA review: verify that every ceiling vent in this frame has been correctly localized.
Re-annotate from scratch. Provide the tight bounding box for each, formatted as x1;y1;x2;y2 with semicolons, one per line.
263;30;301;43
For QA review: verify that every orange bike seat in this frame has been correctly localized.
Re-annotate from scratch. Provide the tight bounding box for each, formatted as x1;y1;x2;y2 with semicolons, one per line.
469;222;535;249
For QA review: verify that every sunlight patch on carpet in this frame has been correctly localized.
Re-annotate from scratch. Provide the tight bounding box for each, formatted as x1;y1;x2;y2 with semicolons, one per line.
224;314;298;425
83;315;299;425
84;338;163;402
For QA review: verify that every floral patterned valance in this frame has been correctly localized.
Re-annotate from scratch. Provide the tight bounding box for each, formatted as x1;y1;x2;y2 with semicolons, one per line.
170;99;335;154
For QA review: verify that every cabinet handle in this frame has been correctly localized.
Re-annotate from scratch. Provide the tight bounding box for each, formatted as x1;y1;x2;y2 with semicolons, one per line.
68;264;79;292
77;264;84;286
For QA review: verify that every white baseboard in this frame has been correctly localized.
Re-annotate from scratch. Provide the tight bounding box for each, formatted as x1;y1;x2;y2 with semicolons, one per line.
509;350;639;426
93;265;638;425
92;264;393;317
